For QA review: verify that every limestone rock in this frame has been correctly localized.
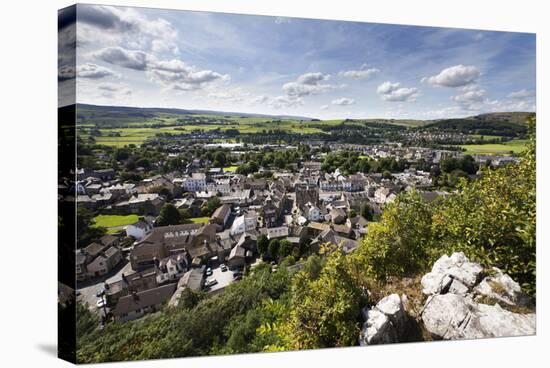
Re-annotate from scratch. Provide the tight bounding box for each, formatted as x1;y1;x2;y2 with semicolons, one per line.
474;267;533;308
421;252;483;295
360;293;408;345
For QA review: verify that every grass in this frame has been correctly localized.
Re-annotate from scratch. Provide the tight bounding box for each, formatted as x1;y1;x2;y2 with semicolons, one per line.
188;217;210;224
93;214;140;228
459;139;528;155
223;166;239;172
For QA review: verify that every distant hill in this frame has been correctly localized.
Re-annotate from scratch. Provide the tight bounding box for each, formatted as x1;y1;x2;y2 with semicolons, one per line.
425;112;535;137
466;112;535;125
75;103;315;121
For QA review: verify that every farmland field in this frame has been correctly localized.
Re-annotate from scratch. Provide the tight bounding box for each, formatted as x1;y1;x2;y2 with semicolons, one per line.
459;139;528;155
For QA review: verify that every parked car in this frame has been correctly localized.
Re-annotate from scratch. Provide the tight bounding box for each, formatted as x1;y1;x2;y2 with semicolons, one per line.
96;297;107;308
220;264;228;272
205;279;218;288
233;272;243;279
206;267;213;276
95;289;104;298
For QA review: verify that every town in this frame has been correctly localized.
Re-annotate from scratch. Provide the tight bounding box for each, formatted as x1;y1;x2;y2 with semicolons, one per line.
67;132;520;324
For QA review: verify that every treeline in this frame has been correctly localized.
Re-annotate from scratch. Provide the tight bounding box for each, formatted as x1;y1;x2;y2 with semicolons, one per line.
321;151;408;175
424;118;528;137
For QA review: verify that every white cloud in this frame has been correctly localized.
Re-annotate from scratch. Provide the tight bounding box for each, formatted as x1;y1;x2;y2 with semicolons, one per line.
251;95;269;104
508;89;535;99
78;5;179;55
377;81;419;102
422;64;481;87
94;46;228;91
76;63;118;79
331;97;355;106
338;64;379;80
268;95;304;109
282;72;337;98
320;105;329;110
451;87;486;104
94;47;150;70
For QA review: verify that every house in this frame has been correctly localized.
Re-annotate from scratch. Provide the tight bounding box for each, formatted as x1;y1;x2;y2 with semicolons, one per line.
266;226;289;240
76;235;122;281
130;223;217;270
210;204;232;227
86;246;122;278
155;252;189;284
126;218;154;241
182;173;207;192
112;283;177;322
113;193;165;215
104;269;158;306
303;202;322;222
330;208;347;224
230;212;257;236
227;245;247;269
168;267;205;307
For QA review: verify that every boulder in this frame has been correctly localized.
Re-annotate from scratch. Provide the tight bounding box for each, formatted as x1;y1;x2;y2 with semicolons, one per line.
421;252;483;295
474;267;533;308
359;294;408;345
360;309;398;345
422;293;536;339
421;256;536;341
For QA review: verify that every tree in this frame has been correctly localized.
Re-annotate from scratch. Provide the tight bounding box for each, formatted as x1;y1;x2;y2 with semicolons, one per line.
272;247;367;350
360;203;373;221
156;204;182;226
267;239;280;261
279;240;293;259
257;234;269;259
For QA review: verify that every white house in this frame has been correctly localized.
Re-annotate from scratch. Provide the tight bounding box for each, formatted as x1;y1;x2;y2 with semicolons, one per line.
230;212;257;236
126;219;153;241
182;173;207;192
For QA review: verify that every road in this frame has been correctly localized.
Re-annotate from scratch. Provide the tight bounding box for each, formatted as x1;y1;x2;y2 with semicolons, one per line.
77;259;133;313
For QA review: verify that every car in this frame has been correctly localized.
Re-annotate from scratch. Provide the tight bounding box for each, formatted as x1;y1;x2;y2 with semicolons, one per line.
95;289;105;298
204;279;218;288
233;275;242;281
76;290;81;297
233;272;243;279
96;297;107;308
220;264;228;272
205;267;213;276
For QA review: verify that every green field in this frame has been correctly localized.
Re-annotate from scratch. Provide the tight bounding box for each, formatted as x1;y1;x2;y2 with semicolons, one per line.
223;166;238;172
460;139;528;155
188;217;210;224
93;214;140;228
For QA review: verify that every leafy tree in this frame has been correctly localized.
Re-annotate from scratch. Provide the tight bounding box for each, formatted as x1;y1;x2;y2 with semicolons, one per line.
279;240;293;259
267;239;280;261
257;234;269;259
156;204;182;226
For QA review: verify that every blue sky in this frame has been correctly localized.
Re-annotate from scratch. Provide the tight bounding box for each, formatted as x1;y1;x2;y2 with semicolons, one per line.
70;4;536;119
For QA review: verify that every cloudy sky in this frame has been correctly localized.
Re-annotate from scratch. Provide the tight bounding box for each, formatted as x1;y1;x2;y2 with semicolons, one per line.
65;4;536;119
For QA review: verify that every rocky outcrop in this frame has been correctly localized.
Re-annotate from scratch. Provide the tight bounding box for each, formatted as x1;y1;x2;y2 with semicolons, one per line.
360;294;409;345
421;253;536;340
421;252;483;296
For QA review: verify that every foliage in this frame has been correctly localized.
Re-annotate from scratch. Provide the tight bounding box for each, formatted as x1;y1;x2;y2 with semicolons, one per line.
156;203;182;226
266;246;368;350
359;117;536;295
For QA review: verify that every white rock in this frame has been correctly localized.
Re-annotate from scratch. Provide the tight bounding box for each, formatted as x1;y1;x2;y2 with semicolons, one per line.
474;268;533;307
422;293;536;340
422;293;474;339
360;309;398;345
421;252;483;295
